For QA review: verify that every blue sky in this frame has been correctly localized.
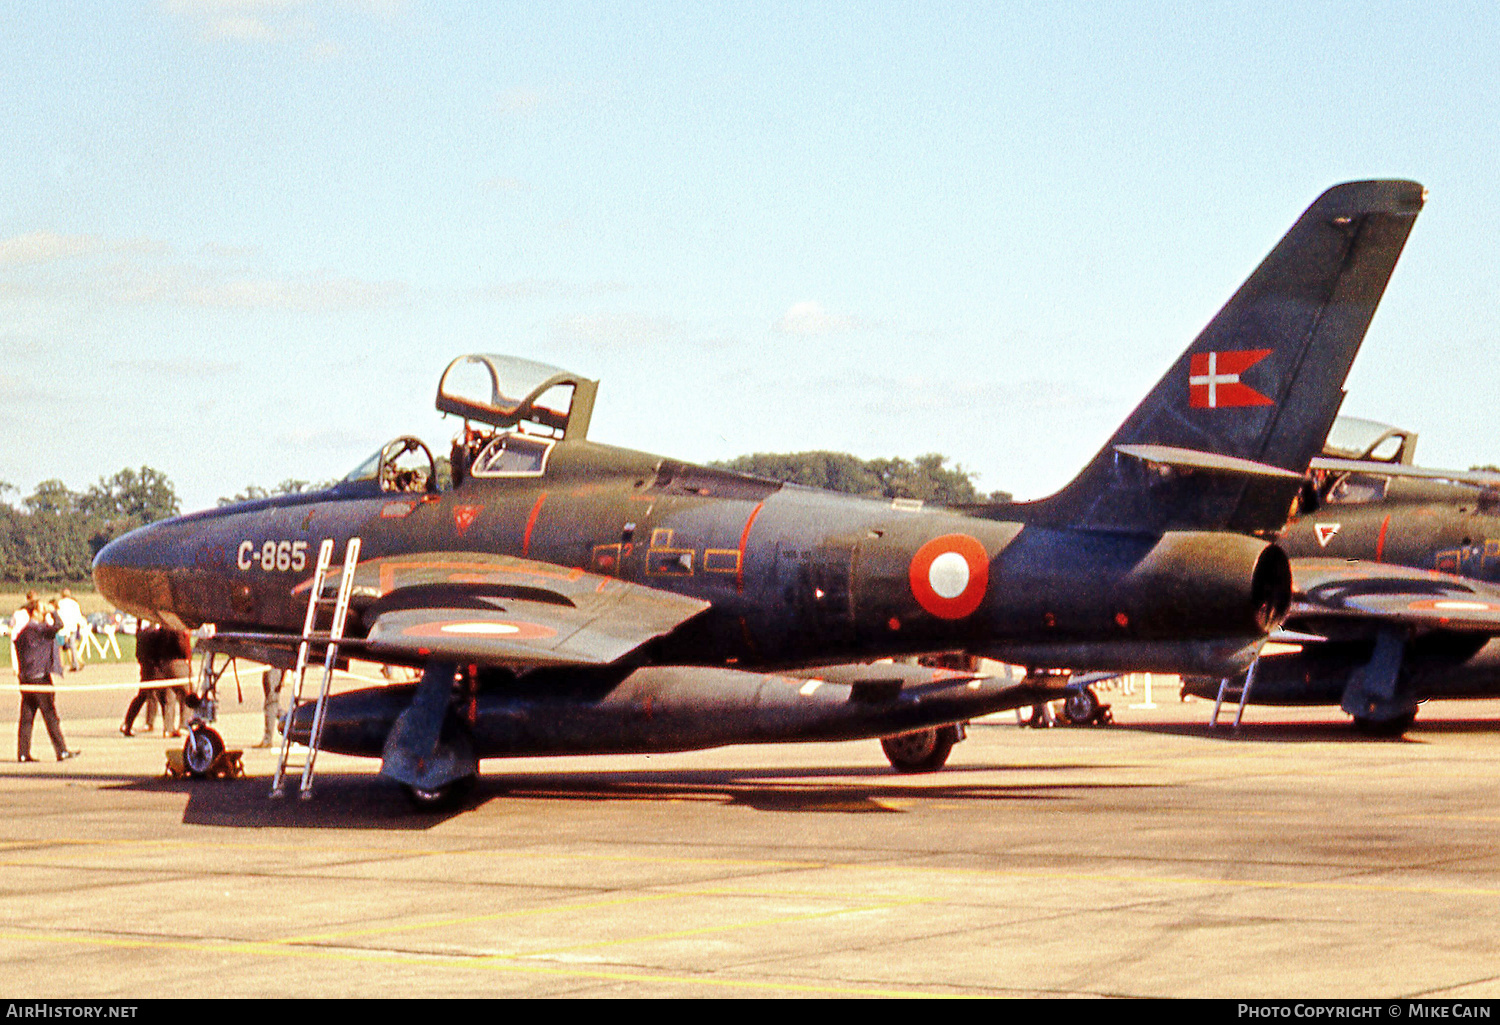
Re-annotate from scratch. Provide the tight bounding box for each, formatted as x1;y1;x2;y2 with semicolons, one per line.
2;1;1497;512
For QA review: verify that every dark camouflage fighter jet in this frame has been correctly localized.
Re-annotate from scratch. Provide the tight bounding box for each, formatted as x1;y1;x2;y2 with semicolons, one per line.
1186;417;1500;735
94;180;1424;803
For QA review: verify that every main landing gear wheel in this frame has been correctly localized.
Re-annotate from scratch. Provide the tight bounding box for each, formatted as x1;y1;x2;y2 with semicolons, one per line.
1352;710;1417;737
402;775;476;810
183;725;224;778
881;725;959;773
1062;686;1112;726
1062;688;1101;725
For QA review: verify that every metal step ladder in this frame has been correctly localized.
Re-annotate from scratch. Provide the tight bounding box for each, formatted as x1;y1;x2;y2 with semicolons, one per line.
1209;656;1262;729
272;537;361;799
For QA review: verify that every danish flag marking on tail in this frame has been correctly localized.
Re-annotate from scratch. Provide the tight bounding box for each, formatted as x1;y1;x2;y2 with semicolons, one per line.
1189;349;1274;409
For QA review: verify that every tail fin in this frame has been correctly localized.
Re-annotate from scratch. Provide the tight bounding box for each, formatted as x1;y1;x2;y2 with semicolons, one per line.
1021;179;1425;534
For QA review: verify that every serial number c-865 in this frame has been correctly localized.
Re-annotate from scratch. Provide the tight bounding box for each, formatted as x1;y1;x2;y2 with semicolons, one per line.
238;540;309;572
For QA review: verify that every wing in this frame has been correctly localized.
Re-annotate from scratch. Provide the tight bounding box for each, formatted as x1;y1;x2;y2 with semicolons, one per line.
210;551;710;671
1289;558;1500;633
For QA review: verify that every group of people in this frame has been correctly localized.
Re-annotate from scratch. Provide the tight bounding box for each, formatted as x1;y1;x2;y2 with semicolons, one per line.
10;591;82;763
120;620;193;738
12;591;292;764
10;589;201;762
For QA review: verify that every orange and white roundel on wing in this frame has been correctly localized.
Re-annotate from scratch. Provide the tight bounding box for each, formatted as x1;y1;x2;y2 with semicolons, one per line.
400;619;558;641
909;534;989;620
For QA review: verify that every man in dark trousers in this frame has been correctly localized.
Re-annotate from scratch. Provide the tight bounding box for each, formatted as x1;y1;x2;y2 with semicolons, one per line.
13;593;80;763
120;619;163;737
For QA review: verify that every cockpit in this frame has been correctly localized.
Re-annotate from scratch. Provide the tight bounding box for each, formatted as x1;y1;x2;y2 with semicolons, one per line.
1310;417;1418;508
336;355;598;497
341;436;442;494
438;354;597;488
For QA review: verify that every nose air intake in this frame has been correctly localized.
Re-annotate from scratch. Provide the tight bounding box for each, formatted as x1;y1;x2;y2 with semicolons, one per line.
92;524;171;621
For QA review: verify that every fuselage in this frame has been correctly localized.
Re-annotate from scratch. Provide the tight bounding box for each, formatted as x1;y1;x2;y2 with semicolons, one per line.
1283;475;1500;581
95;436;1283;677
1182;475;1500;710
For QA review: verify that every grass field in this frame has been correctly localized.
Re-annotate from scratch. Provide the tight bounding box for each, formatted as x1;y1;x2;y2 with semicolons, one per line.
2;630;137;669
2;588;137;669
0;587;117;617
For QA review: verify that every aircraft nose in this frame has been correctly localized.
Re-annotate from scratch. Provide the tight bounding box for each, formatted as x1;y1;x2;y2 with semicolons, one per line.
93;522;174;620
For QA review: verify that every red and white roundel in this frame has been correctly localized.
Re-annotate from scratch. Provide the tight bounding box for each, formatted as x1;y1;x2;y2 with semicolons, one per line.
401;619;558;641
909;533;989;620
1407;598;1500;615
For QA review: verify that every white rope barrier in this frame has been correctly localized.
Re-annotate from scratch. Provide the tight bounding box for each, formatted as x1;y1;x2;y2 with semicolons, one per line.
5;666;400;694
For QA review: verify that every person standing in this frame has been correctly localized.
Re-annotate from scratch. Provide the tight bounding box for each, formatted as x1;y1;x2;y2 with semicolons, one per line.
120;619;164;737
158;626;194;738
257;668;285;748
14;594;79;762
54;589;84;672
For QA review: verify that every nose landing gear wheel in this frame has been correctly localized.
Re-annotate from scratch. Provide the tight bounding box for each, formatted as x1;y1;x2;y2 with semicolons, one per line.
1352;710;1417;737
183;726;224;778
880;725;959;773
402;775;476;810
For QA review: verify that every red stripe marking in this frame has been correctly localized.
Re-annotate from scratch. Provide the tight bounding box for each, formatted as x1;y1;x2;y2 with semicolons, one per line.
522;492;548;558
1375;513;1391;563
736;501;766;593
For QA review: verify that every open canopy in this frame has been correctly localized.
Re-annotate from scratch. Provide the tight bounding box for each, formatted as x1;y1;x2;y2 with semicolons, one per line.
435;354;599;440
1322;416;1416;465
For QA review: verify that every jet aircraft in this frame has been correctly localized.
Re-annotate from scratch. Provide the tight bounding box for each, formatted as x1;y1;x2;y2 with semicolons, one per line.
1185;417;1500;734
93;180;1425;803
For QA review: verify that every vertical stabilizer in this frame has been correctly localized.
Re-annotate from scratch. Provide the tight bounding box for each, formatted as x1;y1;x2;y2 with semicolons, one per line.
1022;180;1425;534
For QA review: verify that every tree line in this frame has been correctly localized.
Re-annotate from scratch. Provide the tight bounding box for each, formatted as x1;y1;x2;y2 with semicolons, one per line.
0;468;180;584
710;451;1010;505
2;452;1003;585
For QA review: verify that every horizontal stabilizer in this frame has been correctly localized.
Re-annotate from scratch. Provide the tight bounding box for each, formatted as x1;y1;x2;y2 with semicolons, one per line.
1310;457;1500;488
1113;444;1305;481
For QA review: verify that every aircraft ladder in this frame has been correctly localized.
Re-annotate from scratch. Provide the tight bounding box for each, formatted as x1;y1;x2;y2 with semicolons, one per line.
272;537;361;799
1208;656;1262;729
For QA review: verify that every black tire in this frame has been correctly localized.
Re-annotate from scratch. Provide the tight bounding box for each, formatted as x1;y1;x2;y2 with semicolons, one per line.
1352;710;1417;737
183;726;224;778
881;726;958;773
402;774;476;811
1062;688;1101;725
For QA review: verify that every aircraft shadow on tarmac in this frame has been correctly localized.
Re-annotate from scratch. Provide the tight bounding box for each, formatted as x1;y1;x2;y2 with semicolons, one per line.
108;762;1155;830
1109;715;1500;743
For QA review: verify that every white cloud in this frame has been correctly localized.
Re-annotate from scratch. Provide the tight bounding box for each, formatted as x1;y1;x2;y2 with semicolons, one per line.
0;229;408;312
163;0;405;46
552;313;682;349
773;300;863;336
471;279;628;302
170;272;407;310
495;88;545;118
109;358;241;380
478;176;533;194
0;231;162;269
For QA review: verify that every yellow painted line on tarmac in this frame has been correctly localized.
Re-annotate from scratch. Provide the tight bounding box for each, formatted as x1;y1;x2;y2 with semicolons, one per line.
0;928;962;998
498;896;930;960
272;891;689;945
0;835;826;873
963;867;1500;900
276;887;927;948
12;835;1500;901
